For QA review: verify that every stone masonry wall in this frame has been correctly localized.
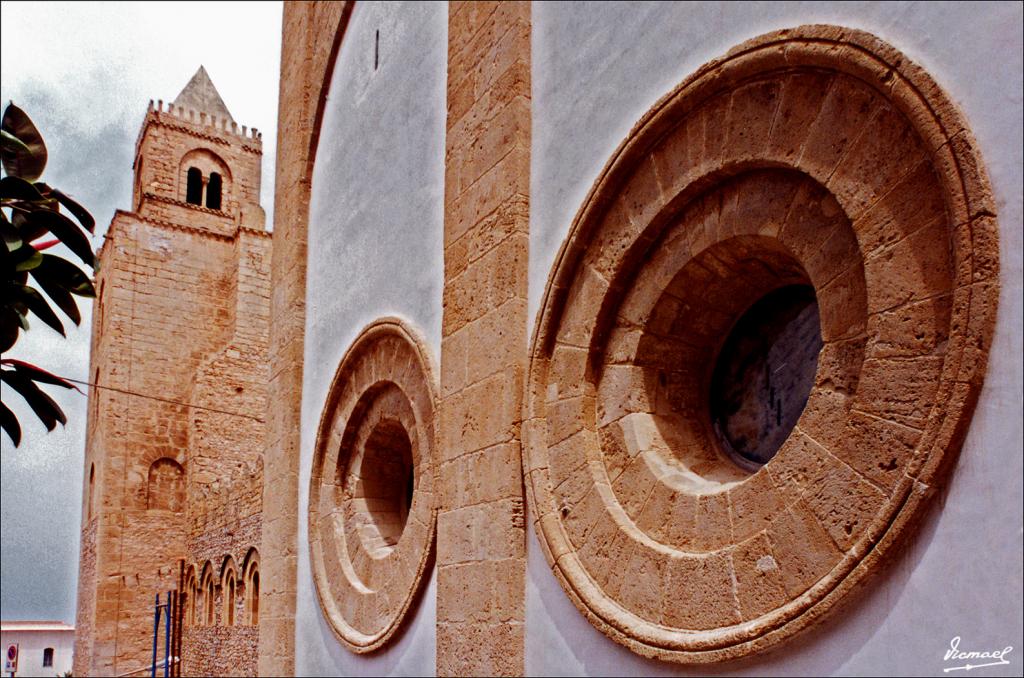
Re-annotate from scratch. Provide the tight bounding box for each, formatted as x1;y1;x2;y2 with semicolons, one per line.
75;212;237;676
134;104;263;231
178;202;271;677
182;626;259;677
181;463;262;678
436;3;532;675
72;518;97;677
76;77;270;675
188;230;271;491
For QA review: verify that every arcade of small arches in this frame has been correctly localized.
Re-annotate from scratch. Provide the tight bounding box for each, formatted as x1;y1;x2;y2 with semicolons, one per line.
182;548;260;628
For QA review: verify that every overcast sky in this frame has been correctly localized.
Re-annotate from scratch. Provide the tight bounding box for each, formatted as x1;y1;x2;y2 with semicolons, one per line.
0;0;282;623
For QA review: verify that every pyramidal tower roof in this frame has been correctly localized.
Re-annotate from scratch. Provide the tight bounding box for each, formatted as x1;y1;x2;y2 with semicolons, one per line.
172;65;234;122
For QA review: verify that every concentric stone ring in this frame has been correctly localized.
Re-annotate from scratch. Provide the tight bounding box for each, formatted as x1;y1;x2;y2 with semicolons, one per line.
524;25;998;663
309;317;438;653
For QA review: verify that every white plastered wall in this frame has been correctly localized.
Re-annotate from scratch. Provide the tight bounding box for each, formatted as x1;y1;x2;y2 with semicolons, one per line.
298;1;447;675
527;2;1023;676
0;629;74;678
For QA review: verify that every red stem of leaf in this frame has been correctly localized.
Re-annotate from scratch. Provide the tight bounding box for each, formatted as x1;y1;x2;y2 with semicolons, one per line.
32;238;60;250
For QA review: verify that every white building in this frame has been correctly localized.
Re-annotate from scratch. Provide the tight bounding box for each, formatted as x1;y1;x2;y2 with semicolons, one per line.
1;622;74;677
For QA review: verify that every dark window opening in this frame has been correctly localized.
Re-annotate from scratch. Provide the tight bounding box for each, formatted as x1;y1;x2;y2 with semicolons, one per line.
186;167;203;205
134;157;144;209
709;284;822;468
43;647;54;667
206;172;222;210
88;463;95;519
250;571;259;625
205;577;215;626
375;29;380;70
225;575;235;626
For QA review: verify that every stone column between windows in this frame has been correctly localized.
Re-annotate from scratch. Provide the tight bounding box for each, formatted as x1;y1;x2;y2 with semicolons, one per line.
438;2;531;675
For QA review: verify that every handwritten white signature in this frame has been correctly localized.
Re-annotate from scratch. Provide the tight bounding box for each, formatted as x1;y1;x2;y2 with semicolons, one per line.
943;636;1013;673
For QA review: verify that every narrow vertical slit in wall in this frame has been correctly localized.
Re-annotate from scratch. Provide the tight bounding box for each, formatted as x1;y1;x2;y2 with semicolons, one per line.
374;29;379;70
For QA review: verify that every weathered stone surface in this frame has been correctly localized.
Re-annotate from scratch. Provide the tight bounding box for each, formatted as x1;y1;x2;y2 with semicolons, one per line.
308;320;438;653
75;64;271;678
523;25;997;666
437;3;531;675
257;3;353;674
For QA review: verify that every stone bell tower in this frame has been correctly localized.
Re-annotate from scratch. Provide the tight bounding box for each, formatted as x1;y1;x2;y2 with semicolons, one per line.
74;66;271;677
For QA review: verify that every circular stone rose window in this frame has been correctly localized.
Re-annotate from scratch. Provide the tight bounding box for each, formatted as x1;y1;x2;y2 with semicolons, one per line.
309;318;437;653
525;26;998;664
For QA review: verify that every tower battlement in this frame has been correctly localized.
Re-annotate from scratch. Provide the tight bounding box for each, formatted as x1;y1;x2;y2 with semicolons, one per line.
145;99;263;143
126;66;265;235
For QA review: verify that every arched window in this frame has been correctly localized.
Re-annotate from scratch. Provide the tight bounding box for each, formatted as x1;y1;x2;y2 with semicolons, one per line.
91;366;100;421
134;156;144;210
88;463;95;520
225;575;235;625
250;571;259;625
221;557;237;627
146;458;184;512
42;648;54;667
186;167;203;205
242;548;260;626
206;172;222;210
179;149;230;211
183;566;197;627
199;562;215;626
206;576;216;626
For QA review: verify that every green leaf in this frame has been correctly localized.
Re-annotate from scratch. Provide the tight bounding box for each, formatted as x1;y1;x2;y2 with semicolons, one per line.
0;215;22;251
29;268;81;325
1;103;47;181
9;240;39;265
0;400;20;447
13;247;42;272
0;175;45;201
0;369;65;431
11;283;64;336
33;254;95;297
0;129;30;157
23;208;95;268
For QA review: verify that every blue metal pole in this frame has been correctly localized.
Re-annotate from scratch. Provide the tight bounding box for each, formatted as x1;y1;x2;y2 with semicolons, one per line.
164;591;171;678
151;593;159;678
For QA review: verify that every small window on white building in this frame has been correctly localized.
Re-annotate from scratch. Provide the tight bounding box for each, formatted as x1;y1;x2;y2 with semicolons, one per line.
43;647;54;667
